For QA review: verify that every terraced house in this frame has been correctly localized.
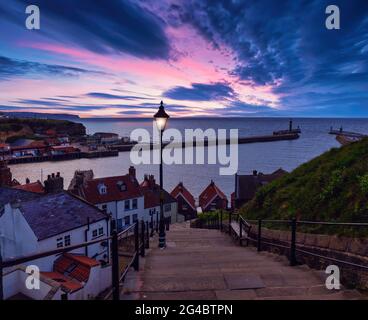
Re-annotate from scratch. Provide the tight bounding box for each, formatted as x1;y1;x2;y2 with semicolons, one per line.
70;166;145;230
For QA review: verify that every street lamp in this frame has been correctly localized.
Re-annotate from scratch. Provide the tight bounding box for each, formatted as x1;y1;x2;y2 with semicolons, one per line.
154;101;169;249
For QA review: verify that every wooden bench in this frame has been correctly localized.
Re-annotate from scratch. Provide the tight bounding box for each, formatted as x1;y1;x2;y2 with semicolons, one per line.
230;218;252;246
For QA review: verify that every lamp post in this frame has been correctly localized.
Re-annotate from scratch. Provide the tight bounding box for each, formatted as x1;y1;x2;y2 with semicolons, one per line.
154;101;170;249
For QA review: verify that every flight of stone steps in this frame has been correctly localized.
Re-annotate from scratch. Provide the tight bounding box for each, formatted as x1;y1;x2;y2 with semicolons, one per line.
121;221;366;300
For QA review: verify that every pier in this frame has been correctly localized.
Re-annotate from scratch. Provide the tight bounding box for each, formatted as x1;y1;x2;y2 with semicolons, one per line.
7;150;118;164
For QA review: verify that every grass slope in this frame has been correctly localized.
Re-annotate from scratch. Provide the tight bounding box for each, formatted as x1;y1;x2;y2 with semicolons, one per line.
240;138;368;226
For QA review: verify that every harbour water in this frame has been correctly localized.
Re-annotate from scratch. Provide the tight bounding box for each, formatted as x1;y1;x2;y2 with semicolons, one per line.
9;118;368;199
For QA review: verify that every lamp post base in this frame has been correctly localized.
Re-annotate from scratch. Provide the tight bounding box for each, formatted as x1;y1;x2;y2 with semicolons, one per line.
158;219;166;249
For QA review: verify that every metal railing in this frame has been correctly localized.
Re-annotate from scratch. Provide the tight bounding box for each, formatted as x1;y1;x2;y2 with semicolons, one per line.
0;217;169;301
228;217;368;270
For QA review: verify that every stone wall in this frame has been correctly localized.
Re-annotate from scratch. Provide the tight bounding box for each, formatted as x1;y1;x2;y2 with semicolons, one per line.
248;224;368;290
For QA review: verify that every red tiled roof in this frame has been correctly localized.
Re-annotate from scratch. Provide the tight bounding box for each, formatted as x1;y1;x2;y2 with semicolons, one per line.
53;253;100;284
171;182;196;210
75;174;142;204
42;272;83;293
13;181;45;194
139;175;177;209
199;181;227;209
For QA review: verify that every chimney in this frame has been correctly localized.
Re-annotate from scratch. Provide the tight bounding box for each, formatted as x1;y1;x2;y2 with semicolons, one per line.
44;172;64;193
253;170;257;176
0;160;12;187
148;175;156;188
26;178;30;184
128;166;136;178
178;182;183;191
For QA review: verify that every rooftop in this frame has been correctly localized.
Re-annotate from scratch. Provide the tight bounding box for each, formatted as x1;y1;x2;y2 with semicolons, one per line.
140;175;177;209
171;182;196;210
13;181;45;194
1;189;108;240
73;173;142;204
199;180;227;209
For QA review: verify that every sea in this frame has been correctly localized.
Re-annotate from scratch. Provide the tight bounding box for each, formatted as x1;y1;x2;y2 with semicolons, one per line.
9;118;368;200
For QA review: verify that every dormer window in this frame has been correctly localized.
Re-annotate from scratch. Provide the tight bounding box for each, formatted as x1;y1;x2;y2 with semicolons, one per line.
98;183;107;195
117;180;127;192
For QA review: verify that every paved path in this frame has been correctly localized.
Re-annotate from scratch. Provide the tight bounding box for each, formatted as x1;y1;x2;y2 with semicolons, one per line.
122;222;364;300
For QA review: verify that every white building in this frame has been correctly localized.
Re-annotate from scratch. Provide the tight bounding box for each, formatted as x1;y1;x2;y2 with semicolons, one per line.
0;187;111;300
140;174;182;223
0;188;110;271
70;166;147;230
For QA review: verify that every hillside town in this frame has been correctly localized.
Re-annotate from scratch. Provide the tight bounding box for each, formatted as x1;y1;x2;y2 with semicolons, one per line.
0;157;286;300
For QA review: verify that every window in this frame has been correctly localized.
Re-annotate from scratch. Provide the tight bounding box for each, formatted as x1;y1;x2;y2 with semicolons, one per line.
56;237;63;248
124;200;130;210
132;214;138;223
164;204;171;212
98;183;107;195
117;219;123;230
132;199;138;209
101;204;107;212
92;229;98;238
98;227;104;235
124;215;130;225
117;181;127;191
64;235;71;246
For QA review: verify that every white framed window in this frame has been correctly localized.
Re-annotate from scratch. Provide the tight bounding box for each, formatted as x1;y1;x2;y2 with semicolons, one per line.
64;235;71;246
132;198;138;209
56;237;63;248
124;200;130;210
92;229;98;238
98;227;104;235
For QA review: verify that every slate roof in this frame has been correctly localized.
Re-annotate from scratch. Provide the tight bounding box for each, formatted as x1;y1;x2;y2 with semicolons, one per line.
0;187;41;213
235;168;287;201
13;191;107;240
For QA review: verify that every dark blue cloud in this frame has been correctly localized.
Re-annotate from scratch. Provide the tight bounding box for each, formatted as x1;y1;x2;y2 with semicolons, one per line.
164;82;235;101
0;56;108;80
161;0;368;115
4;0;170;59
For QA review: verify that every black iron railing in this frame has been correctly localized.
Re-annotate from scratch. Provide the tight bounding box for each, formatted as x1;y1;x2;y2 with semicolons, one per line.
0;217;170;301
226;216;368;271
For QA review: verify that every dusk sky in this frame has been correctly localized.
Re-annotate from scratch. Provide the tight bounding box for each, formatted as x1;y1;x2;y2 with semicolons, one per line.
0;0;367;118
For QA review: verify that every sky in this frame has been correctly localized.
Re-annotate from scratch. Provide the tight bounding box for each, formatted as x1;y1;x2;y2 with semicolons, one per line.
0;0;367;118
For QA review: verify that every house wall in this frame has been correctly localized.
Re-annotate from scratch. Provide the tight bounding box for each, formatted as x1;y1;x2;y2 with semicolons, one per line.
145;202;182;223
3;268;62;300
37;219;109;271
96;196;146;229
203;196;228;212
176;195;196;220
0;204;109;271
0;204;38;261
